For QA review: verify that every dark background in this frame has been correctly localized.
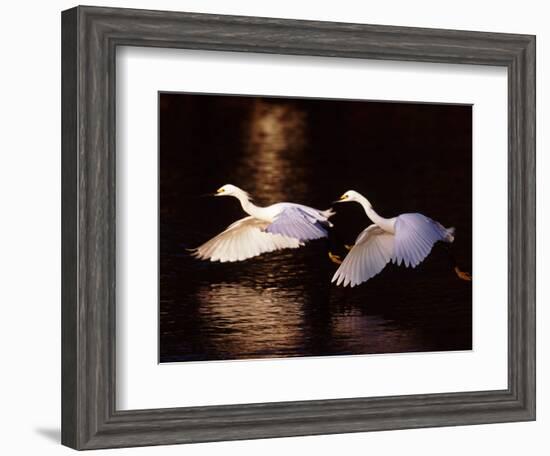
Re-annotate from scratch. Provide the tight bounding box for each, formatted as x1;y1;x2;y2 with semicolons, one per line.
159;93;472;363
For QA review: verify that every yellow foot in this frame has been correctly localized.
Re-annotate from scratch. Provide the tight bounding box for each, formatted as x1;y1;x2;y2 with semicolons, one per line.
328;251;343;265
344;244;354;251
454;267;472;281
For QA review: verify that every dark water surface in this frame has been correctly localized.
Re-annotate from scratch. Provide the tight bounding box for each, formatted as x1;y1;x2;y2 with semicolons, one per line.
159;94;472;363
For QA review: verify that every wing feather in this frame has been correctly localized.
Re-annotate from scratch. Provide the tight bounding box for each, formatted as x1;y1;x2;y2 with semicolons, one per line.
332;225;395;287
266;206;330;241
392;213;452;268
192;216;302;262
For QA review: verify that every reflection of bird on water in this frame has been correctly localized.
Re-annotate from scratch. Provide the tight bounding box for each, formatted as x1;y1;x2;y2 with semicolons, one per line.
329;190;472;287
191;184;335;262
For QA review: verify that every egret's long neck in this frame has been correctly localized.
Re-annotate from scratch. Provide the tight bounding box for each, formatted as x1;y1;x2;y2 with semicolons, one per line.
234;192;262;218
357;196;395;233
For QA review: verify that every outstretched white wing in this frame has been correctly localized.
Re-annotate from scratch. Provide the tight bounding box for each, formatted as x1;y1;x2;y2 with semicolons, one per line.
266;205;330;241
192;216;302;263
332;225;395;287
393;213;453;268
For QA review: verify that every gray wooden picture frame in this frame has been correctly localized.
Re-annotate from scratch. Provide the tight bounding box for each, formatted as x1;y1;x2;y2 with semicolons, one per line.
61;5;536;450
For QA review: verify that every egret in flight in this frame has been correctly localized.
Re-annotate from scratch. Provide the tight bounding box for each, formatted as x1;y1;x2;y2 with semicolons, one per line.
330;190;472;287
192;184;335;262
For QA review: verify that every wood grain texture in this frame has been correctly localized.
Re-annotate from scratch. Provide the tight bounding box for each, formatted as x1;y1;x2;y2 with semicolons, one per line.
61;7;78;449
61;5;536;450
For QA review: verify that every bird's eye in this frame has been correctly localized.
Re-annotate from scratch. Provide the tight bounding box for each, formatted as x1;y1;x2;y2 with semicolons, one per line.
216;188;224;194
339;194;348;200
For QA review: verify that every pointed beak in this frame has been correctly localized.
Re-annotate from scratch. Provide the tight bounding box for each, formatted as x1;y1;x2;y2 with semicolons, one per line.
333;195;348;204
214;188;225;196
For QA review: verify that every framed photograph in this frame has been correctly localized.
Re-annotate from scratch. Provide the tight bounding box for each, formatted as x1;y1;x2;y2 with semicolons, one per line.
158;93;473;364
61;5;535;450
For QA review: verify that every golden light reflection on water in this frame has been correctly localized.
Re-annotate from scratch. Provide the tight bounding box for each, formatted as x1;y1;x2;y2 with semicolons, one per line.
237;99;309;202
196;102;312;357
196;281;304;358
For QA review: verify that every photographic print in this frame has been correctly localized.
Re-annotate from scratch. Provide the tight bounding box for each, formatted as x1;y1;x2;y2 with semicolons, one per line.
159;93;472;363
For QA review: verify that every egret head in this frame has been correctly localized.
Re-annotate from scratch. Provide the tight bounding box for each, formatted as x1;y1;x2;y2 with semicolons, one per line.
335;190;364;203
215;184;249;199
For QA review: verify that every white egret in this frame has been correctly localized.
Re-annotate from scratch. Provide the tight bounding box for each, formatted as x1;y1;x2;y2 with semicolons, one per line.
330;190;472;287
192;184;335;262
